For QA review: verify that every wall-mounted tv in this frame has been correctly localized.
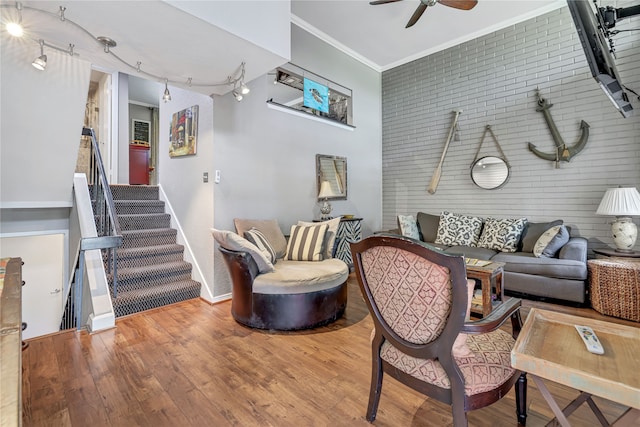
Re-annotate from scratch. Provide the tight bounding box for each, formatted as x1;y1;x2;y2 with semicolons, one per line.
567;0;634;118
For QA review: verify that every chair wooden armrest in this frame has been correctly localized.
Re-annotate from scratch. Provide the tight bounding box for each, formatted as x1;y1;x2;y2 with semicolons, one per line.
460;298;522;336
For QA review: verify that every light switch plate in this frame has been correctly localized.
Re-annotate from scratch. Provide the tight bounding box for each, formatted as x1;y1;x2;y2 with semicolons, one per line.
203;172;208;183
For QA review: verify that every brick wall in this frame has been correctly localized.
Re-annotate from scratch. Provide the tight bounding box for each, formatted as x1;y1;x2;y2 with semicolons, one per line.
381;2;640;251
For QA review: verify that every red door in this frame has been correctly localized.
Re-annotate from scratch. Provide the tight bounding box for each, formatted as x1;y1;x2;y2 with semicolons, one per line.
129;144;150;185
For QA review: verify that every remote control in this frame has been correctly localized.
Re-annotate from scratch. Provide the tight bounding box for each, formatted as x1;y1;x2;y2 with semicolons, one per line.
575;325;604;355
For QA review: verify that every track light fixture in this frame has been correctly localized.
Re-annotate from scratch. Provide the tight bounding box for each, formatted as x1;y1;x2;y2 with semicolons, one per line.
32;39;47;70
163;79;171;103
5;2;23;37
1;3;250;101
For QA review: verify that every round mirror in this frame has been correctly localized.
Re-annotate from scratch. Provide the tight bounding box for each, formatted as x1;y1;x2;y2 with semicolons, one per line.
470;156;510;190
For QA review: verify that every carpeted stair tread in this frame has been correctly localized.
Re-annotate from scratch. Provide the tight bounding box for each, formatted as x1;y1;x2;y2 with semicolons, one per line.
111;280;201;317
120;228;177;248
118;213;171;231
109;185;159;200
108;261;194;289
112;244;185;269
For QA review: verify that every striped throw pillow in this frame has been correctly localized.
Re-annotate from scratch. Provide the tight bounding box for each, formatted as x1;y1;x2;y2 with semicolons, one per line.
244;228;277;264
286;224;328;261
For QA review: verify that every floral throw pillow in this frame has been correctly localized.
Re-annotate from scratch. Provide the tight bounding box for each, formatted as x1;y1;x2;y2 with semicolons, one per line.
477;217;527;252
397;215;420;240
435;212;484;247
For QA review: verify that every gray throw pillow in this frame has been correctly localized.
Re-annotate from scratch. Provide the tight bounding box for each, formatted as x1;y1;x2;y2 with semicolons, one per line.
521;220;563;253
416;212;440;243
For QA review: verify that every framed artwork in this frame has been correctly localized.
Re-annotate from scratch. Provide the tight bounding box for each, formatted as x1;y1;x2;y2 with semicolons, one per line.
169;105;198;157
132;119;150;146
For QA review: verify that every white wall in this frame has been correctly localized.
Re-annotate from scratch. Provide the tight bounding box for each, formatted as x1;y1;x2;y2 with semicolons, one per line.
0;38;91;207
212;24;382;296
158;86;215;300
380;3;640;252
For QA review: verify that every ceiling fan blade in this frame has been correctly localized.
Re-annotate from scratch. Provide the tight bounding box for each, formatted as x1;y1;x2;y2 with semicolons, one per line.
369;0;403;5
406;3;428;28
438;0;478;11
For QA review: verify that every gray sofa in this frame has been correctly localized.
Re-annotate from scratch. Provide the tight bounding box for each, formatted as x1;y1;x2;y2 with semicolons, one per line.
405;212;588;305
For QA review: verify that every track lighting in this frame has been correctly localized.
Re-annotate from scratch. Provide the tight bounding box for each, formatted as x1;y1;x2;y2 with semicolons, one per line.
163;79;171;103
2;3;249;98
32;39;47;70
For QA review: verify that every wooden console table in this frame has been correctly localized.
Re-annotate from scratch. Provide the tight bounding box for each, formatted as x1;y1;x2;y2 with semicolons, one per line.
1;257;24;426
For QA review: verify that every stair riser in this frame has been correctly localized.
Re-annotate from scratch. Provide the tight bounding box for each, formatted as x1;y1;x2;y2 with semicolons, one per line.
112;284;201;318
112;251;185;270
109;185;159;201
121;231;177;248
114;202;165;215
119;214;171;231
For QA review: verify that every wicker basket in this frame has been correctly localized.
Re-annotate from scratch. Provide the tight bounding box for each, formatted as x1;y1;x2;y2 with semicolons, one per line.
588;259;640;322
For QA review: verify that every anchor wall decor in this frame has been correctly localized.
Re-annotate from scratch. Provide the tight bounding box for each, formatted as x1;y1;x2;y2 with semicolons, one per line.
527;89;589;168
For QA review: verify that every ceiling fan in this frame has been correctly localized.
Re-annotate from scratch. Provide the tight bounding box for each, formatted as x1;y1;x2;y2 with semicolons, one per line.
370;0;478;28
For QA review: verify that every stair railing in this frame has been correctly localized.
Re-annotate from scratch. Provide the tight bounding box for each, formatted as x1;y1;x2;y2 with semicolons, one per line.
82;127;123;297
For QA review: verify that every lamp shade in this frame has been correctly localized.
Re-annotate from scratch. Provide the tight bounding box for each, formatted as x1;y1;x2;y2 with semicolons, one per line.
596;187;640;216
318;180;335;199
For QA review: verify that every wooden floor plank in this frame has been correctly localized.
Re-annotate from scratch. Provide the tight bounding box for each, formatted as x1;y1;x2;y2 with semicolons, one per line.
21;274;637;426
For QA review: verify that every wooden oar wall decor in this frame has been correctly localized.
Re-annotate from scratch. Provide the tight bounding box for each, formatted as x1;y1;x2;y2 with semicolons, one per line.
527;89;590;168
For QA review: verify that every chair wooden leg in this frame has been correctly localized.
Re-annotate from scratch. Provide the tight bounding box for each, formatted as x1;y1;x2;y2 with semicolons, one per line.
366;355;383;422
516;372;528;426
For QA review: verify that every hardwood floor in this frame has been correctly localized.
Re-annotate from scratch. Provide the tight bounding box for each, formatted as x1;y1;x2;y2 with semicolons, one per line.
22;275;635;427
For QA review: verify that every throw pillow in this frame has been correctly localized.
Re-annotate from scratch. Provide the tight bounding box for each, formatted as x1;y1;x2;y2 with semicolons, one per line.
477;217;527;253
286;223;328;261
435;212;484;247
452;279;476;358
244;228;277;264
520;220;563;253
210;228;274;273
397;215;420;240
233;219;287;259
298;217;341;259
416;212;440;243
533;225;570;258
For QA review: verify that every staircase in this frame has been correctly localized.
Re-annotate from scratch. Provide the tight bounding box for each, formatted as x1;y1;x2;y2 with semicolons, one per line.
103;184;201;317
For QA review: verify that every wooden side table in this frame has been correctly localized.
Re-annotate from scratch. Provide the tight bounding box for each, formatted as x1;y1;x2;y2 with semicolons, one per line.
466;261;504;317
588;258;640;322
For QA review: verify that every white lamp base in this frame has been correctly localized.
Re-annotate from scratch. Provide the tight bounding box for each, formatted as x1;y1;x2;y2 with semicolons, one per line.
611;217;638;252
320;200;332;220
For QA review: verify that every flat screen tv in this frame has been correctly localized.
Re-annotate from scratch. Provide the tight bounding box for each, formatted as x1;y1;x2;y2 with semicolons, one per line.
567;0;633;118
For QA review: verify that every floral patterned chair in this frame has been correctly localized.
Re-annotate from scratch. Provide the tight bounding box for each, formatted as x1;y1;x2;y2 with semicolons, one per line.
350;235;527;427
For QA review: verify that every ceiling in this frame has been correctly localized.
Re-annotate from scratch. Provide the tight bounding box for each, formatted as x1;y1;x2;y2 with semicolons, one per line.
291;0;566;71
2;0;567;105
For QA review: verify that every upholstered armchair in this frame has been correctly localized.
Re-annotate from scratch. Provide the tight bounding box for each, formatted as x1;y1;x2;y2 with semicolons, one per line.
350;235;527;427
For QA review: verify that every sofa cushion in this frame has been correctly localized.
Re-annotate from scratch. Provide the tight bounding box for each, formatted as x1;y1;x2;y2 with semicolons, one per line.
397;215;420;239
491;252;587;281
444;245;498;261
477;217;527;253
298;217;341;259
211;228;275;273
520;220;563;253
435;212;484;247
416;212;440;243
234;218;288;259
534;225;570;258
244;228;277;264
286;223;328;261
253;259;348;294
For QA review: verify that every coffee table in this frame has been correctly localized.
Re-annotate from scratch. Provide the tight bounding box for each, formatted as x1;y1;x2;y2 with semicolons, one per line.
465;260;504;317
511;308;640;426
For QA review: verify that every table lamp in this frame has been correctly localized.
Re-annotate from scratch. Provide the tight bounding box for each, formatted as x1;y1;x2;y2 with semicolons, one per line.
318;180;335;220
595;187;640;252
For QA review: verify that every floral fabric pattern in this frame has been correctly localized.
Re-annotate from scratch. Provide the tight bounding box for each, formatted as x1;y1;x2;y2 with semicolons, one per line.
477;217;527;253
435;212;484;247
361;246;452;344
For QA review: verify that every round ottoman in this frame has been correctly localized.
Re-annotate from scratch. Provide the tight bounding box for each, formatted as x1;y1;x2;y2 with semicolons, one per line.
588;259;640;322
